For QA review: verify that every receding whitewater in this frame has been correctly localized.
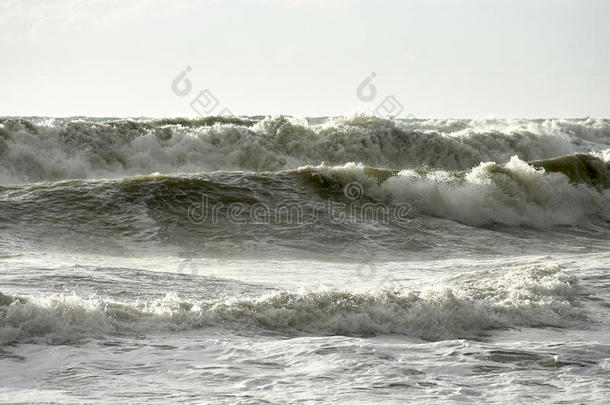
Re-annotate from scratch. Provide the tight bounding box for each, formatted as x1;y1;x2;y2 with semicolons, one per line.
1;116;609;404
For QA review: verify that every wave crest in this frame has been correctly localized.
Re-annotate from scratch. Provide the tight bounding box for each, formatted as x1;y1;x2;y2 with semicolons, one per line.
0;265;585;344
1;116;608;184
308;155;610;227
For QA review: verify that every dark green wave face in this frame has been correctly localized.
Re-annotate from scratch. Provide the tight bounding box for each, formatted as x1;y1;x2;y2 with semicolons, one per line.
531;154;610;188
1;158;609;261
0;169;420;259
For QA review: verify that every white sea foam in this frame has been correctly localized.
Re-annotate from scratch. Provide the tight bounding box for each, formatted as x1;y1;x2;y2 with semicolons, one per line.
0;264;585;344
1;116;608;184
309;155;610;227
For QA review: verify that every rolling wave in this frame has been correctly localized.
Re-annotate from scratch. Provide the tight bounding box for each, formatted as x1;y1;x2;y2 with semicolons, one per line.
1;116;608;184
306;154;610;227
531;153;610;189
0;154;608;256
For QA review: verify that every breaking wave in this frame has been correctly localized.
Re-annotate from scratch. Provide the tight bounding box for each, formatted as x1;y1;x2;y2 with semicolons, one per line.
0;265;585;344
308;154;610;227
1;116;609;184
1;153;608;256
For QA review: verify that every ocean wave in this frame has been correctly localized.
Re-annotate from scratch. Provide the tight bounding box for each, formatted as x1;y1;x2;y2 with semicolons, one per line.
531;154;610;189
308;154;610;227
1;154;608;253
0;265;585;344
1;116;608;184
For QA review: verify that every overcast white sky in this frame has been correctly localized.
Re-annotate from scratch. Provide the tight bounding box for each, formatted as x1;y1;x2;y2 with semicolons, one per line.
1;0;609;118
